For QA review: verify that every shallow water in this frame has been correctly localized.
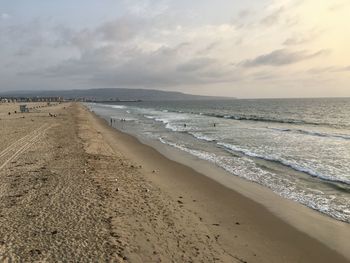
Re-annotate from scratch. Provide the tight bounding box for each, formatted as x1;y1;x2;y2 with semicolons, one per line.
88;98;350;223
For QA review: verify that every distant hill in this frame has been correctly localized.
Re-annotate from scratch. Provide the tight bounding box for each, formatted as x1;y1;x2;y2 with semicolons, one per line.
0;88;234;101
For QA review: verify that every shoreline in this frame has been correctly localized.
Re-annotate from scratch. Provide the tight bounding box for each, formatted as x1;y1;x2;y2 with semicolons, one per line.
86;104;350;262
129;127;350;256
1;102;348;262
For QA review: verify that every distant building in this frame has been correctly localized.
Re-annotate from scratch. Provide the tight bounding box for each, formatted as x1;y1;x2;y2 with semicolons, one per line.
19;104;29;113
0;96;63;103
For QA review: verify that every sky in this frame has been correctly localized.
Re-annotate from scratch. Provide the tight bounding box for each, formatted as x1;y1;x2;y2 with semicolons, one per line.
0;0;349;98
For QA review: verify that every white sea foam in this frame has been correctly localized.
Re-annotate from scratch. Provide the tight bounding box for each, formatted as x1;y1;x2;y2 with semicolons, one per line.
90;101;350;223
189;132;216;142
269;127;350;140
217;142;350;185
158;137;350;223
98;104;127;109
111;105;127;109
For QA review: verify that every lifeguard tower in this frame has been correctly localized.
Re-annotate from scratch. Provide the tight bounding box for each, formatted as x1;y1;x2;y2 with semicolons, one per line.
19;104;29;113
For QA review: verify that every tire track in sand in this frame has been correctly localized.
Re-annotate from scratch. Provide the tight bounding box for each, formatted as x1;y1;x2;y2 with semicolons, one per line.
0;124;52;171
0;124;48;158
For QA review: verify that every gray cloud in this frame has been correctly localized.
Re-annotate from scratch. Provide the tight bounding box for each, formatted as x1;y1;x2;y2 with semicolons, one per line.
176;57;216;72
260;7;284;26
53;17;147;50
2;1;349;98
283;28;323;46
307;65;350;74
240;49;328;67
328;2;349;12
1;13;11;20
29;43;233;88
238;9;254;19
283;37;308;46
96;17;147;42
196;42;219;55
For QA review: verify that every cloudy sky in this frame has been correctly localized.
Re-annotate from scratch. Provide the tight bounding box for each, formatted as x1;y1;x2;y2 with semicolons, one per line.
0;0;349;98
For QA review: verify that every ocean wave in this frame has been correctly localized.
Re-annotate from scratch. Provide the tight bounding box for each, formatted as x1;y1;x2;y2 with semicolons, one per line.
111;105;127;109
150;108;347;128
144;115;184;132
217;142;350;185
152;108;311;125
99;104;127;109
158;138;217;162
188;132;216;142
155;118;169;124
158;138;350;223
269;127;350;140
165;123;184;132
208;113;321;125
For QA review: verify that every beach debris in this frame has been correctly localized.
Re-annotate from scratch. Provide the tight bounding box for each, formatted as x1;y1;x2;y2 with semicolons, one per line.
235;222;240;225
83;169;87;174
212;223;220;226
233;256;248;263
145;188;150;193
116;187;120;192
177;200;184;204
29;249;42;257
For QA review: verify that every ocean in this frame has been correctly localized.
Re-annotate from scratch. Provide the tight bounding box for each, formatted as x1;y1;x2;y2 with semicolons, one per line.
88;98;350;223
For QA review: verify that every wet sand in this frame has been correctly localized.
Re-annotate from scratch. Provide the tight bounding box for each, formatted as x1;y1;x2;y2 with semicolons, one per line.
0;102;348;262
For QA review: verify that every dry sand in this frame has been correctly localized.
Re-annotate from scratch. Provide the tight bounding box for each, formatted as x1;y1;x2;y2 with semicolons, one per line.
0;102;348;262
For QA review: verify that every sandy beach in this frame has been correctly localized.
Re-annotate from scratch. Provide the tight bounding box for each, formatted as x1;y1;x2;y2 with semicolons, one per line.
0;102;348;262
